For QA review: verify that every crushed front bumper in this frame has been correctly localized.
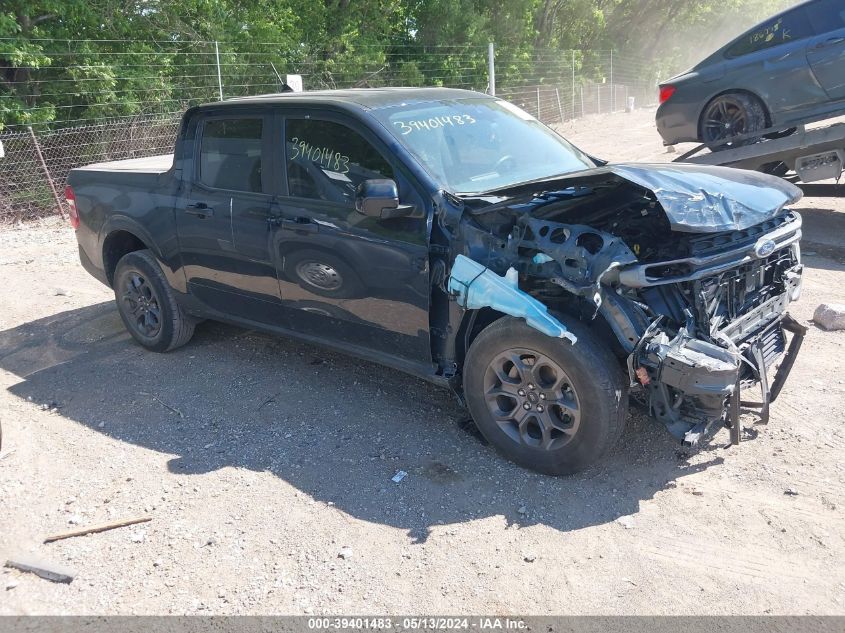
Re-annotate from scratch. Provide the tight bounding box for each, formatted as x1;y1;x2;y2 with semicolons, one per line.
632;307;806;447
728;313;808;444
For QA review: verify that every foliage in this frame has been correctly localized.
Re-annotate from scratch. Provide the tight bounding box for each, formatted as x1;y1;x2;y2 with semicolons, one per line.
0;0;800;129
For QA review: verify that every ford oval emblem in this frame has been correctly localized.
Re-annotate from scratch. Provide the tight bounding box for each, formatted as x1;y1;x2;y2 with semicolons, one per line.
754;238;776;258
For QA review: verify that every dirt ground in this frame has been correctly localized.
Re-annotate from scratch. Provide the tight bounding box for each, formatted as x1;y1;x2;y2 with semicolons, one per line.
1;107;844;616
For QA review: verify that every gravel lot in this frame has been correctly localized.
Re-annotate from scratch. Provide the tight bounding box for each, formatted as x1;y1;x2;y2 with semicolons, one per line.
1;107;844;615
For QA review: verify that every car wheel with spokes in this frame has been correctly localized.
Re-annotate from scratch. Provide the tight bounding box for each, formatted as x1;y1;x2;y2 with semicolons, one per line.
114;249;195;352
700;92;767;149
463;317;627;475
482;348;582;451
122;271;162;338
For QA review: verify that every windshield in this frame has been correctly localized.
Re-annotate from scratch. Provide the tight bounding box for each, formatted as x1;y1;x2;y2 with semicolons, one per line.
372;97;595;194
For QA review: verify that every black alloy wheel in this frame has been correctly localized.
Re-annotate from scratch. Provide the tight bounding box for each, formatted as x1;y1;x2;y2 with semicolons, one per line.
463;317;627;475
121;271;162;339
113;249;195;352
483;349;581;451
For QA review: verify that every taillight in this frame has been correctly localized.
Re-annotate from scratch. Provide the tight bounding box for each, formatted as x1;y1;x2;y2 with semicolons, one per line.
65;185;79;229
659;85;676;104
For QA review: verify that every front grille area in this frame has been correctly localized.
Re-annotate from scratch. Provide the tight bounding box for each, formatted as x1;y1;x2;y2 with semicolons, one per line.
686;212;796;258
688;245;798;335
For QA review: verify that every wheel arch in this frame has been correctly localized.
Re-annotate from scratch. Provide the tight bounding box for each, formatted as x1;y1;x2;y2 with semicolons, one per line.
99;214;167;287
454;307;507;371
453;299;617;373
697;88;772;140
102;229;151;287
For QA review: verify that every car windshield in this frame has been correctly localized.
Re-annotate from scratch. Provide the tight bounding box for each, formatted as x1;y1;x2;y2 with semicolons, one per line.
372;97;595;194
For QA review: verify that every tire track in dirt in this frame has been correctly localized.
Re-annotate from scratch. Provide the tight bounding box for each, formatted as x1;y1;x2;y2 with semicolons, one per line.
635;532;822;582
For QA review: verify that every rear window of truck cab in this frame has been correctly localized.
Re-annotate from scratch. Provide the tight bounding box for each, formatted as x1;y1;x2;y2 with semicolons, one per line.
199;118;263;193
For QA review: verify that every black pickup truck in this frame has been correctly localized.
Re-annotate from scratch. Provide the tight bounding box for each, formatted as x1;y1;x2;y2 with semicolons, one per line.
67;87;806;474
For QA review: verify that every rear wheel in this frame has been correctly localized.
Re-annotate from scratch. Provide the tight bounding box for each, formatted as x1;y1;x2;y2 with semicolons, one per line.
463;317;627;475
700;93;767;149
114;249;195;352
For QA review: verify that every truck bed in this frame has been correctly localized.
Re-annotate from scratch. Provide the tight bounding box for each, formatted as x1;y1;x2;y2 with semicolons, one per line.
69;154;175;192
74;154;174;173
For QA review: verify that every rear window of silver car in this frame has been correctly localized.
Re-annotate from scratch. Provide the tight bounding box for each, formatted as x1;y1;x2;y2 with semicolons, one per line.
725;7;813;58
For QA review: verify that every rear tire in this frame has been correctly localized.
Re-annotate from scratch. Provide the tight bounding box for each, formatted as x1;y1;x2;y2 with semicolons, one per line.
700;92;767;150
113;249;195;352
463;317;627;475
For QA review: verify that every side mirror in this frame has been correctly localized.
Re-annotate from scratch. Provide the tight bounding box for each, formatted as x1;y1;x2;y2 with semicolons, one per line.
355;179;414;219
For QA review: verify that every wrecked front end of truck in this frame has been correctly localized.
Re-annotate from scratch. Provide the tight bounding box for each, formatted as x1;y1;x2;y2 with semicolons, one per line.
446;163;806;446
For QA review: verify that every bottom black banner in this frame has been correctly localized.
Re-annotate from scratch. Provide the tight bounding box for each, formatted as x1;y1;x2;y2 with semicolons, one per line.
0;616;843;633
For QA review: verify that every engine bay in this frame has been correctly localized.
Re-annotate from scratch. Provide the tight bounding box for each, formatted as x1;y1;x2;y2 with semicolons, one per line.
444;165;806;444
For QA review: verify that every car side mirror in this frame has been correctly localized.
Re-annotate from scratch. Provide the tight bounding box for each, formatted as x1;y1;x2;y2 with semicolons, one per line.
355;179;415;219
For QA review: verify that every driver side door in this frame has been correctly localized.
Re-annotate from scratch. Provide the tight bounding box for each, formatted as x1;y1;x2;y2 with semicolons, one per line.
270;112;433;366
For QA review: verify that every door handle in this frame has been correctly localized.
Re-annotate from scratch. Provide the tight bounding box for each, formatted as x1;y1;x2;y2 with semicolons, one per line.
185;202;214;217
815;36;845;48
270;217;319;233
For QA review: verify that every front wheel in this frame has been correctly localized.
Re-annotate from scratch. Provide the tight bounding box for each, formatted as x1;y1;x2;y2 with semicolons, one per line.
114;249;195;352
463;317;627;475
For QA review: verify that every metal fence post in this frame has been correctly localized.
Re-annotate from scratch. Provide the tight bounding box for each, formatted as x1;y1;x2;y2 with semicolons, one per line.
214;41;224;101
27;126;66;220
610;49;614;113
536;86;541;120
555;87;563;122
571;50;576;117
487;43;496;96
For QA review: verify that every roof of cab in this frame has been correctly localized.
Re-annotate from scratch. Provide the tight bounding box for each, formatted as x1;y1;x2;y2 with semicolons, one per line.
199;87;488;111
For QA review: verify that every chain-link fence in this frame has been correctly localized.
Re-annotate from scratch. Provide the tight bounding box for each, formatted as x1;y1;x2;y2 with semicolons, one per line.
0;41;658;222
0;114;182;220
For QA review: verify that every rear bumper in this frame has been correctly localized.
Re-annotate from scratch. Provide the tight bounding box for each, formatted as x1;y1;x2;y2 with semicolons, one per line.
656;100;700;145
78;244;110;288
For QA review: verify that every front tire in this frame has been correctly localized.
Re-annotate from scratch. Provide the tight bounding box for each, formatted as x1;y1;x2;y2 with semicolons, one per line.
113;249;195;352
463;317;626;475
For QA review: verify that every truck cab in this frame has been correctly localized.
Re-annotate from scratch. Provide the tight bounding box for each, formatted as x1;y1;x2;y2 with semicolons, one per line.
68;88;806;475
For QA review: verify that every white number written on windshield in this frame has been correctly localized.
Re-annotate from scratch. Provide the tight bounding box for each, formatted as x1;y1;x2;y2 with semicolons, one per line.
393;114;476;135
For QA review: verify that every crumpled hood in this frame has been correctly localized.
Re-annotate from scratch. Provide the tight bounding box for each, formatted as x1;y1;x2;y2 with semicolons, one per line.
608;163;803;233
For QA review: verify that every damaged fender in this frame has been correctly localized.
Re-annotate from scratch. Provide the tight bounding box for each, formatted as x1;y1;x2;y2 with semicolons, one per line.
448;254;577;344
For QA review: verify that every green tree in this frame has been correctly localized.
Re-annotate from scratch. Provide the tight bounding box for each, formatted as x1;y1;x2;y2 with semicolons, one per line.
0;0;805;129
